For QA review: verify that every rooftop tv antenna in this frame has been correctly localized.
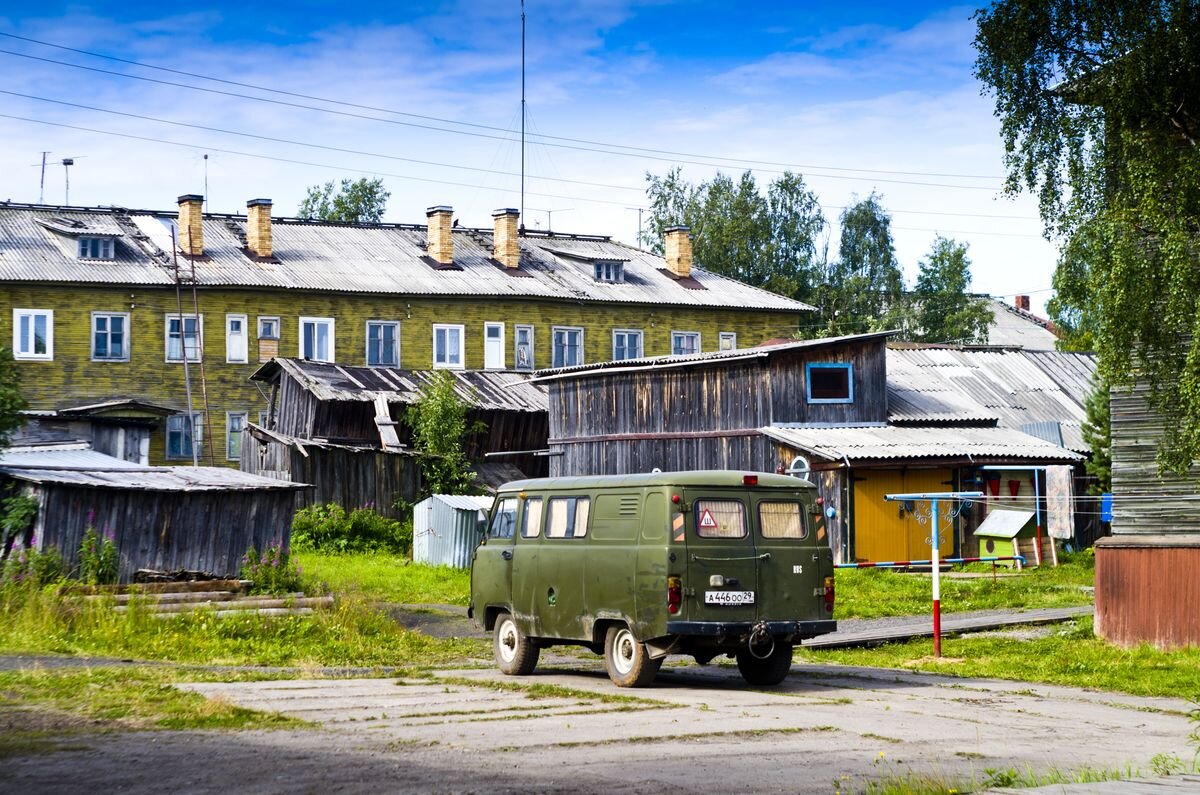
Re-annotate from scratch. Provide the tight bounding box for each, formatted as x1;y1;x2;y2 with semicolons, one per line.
30;151;51;204
60;156;84;205
528;207;572;233
520;0;526;233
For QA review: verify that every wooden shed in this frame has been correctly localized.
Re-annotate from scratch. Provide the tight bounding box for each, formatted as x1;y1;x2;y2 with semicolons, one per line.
0;445;308;582
1096;381;1200;648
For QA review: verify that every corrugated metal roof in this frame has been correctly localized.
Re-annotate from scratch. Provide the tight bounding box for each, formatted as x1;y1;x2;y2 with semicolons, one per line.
984;300;1061;349
427;494;494;512
0;447;308;491
531;332;894;381
0;203;812;313
885;349;1095;443
0;446;142;469
255;359;547;412
761;424;1084;462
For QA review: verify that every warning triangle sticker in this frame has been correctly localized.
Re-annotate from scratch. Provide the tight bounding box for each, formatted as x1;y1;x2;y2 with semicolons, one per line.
698;509;719;529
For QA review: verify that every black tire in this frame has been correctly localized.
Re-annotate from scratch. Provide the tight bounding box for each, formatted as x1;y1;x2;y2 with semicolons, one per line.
736;641;794;686
493;612;539;676
604;625;662;687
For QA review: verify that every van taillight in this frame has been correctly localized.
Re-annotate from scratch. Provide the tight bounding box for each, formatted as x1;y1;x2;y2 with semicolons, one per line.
667;576;682;615
823;576;835;615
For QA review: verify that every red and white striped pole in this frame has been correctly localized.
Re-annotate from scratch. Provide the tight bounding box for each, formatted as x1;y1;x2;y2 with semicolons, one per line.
931;498;942;658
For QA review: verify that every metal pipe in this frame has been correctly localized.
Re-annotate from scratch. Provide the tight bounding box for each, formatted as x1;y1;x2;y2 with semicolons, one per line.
835;555;1027;568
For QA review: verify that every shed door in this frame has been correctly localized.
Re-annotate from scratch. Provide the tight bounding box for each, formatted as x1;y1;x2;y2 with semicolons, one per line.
852;469;954;563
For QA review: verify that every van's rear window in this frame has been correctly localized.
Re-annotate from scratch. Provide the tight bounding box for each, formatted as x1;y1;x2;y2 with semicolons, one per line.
759;501;808;539
694;500;746;538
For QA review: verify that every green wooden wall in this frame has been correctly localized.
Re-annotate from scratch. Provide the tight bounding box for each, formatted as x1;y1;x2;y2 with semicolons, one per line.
2;283;805;466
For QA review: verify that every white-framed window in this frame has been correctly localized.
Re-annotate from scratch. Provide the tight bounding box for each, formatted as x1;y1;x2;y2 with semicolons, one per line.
806;362;855;404
258;410;269;428
484;322;505;370
367;321;399;367
299;316;334;362
12;309;53;361
226;412;247;461
166;413;203;460
593;260;624;283
91;312;129;361
671;331;701;356
77;237;114;260
552;327;583;368
514;324;534;372
226;314;248;363
433;324;464;369
257;316;279;340
719;332;737;352
612;329;643;361
165;314;202;362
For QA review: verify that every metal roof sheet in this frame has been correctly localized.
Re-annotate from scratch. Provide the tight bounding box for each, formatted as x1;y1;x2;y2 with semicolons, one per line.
424;494;494;512
760;424;1083;462
973;508;1035;539
0;449;308;491
255;359;548;413
0;203;812;313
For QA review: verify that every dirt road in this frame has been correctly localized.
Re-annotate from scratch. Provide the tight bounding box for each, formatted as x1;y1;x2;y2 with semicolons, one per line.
2;658;1192;794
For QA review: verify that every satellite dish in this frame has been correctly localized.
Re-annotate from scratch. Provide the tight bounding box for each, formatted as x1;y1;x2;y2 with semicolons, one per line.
786;455;811;478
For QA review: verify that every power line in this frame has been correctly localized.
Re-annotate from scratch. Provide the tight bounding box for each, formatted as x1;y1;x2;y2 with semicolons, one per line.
0;112;639;209
0;90;1045;225
0;30;1007;181
0;47;1004;191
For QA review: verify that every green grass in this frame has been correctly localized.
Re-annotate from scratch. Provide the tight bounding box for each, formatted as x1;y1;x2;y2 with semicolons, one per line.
0;586;488;668
798;616;1200;699
834;552;1094;619
0;666;308;755
295;552;471;605
834;760;1130;795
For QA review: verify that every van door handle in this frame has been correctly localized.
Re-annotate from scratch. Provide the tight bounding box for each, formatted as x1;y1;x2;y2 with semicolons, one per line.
501;550;513;560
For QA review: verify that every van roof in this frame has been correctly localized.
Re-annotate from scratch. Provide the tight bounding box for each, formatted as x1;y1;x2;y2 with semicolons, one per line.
497;470;816;492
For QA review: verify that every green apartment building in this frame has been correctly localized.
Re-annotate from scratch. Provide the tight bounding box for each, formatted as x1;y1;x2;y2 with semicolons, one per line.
0;196;812;466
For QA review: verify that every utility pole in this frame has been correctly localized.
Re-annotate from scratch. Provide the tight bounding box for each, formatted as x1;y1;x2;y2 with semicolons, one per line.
520;0;526;232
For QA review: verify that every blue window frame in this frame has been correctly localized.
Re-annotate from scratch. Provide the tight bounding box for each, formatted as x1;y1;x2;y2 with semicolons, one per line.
806;362;854;404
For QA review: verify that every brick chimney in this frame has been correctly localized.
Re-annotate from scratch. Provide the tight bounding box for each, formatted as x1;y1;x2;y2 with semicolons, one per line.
246;199;273;258
664;225;692;278
1015;295;1031;312
492;208;520;269
426;206;454;265
177;194;204;257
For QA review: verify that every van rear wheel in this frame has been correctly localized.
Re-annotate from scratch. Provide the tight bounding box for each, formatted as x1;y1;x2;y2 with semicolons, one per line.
604;625;661;687
494;612;539;676
736;641;794;686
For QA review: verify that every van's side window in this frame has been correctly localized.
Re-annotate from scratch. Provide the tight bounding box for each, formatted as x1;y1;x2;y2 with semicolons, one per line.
546;497;590;538
694;500;746;538
522;497;544;538
759;501;808;539
489;498;518;539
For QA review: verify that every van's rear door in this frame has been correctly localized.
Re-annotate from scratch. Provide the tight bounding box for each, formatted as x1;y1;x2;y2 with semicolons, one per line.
753;494;825;622
683;492;759;623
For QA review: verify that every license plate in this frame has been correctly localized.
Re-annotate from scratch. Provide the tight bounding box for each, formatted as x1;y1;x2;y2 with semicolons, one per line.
704;590;755;605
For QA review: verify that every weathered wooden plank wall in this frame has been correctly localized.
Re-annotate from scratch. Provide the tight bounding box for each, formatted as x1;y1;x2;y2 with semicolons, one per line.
241;433;420;516
28;483;299;581
1110;383;1200;534
768;340;888;424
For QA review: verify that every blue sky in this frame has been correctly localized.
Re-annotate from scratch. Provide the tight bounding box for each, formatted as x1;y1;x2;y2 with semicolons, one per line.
0;1;1058;316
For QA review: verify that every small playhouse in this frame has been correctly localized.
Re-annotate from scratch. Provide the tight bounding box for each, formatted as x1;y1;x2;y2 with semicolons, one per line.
412;494;493;569
973;508;1038;568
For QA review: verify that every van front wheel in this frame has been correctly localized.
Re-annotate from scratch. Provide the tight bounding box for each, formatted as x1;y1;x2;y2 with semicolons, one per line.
494;612;539;676
604;625;661;687
736;641;794;686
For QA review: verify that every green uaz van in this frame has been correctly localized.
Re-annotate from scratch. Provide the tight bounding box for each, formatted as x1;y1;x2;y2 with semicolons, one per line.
469;471;836;687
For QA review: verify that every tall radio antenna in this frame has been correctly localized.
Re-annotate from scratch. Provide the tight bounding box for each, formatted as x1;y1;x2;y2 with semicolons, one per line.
520;0;526;232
